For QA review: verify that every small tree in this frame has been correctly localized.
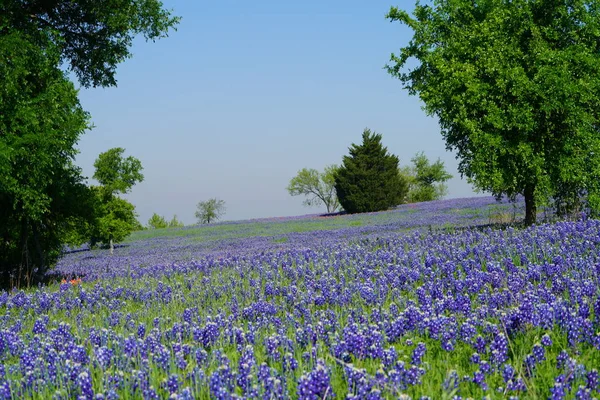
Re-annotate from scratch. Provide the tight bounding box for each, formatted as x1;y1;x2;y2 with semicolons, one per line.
287;165;340;214
335;129;407;213
402;152;452;203
148;213;169;229
195;198;226;224
91;148;144;253
168;215;184;228
94;194;138;251
93;148;144;195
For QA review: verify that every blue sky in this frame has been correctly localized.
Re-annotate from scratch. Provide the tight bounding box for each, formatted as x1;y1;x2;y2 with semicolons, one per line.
75;0;481;225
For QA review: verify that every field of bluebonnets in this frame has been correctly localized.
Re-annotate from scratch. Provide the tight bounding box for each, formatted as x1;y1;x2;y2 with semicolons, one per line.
1;196;600;400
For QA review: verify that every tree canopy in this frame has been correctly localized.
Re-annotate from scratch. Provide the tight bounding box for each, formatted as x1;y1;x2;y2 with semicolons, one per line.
387;0;600;224
402;152;452;203
93;147;144;195
0;1;177;286
1;0;180;88
287;165;341;214
90;148;143;253
335;129;406;213
0;32;94;287
196;199;226;224
147;213;183;229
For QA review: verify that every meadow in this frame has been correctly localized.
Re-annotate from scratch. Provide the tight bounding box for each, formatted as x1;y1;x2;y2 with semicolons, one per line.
1;197;599;400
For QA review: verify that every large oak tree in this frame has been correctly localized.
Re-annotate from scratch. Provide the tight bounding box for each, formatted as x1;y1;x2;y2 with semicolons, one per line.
387;0;600;224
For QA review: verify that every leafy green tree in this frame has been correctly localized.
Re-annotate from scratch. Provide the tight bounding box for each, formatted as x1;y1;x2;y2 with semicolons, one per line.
90;148;144;253
0;1;177;287
195;199;226;224
1;0;180;88
402;152;452;203
168;215;184;228
0;32;94;288
93;148;145;195
132;218;145;231
386;0;600;225
92;191;138;253
148;213;169;229
287;165;341;214
335;129;407;213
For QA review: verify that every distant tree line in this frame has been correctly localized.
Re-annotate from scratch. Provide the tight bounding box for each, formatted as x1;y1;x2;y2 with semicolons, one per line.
288;128;452;214
145;198;228;229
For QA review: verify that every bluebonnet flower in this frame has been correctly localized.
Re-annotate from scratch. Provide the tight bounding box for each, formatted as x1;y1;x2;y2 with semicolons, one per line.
237;345;255;392
443;370;460;393
541;334;552;347
153;345;170;371
532;343;545;363
0;381;10;400
78;371;94;400
137;323;146;339
549;382;566;400
163;374;180;394
472;370;488;391
490;333;509;365
502;364;514;383
411;343;426;366
265;334;282;361
297;360;333;400
575;386;593;400
32;318;48;335
95;346;113;369
556;351;569;369
586;369;598;391
284;352;299;372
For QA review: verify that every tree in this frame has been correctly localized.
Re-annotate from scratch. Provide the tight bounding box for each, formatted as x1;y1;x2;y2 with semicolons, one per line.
287;165;341;214
168;215;184;228
147;213;183;229
93;148;144;195
1;0;180;88
386;1;600;225
195;199;226;224
402;152;452;203
334;129;407;213
0;1;178;287
90;148;144;254
148;213;169;229
0;32;94;288
92;191;138;253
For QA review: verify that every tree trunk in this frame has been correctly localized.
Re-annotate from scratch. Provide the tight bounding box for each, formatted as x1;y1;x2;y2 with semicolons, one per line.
524;184;537;226
110;238;114;255
32;224;46;284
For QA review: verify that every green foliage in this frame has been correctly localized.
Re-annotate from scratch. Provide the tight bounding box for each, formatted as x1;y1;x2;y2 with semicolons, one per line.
147;213;184;229
0;0;177;286
402;152;452;203
287;165;341;214
132;218;145;231
148;213;169;229
93;147;144;195
168;215;184;228
195;198;226;224
0;32;94;287
90;149;143;251
387;0;600;225
334;129;407;213
1;0;180;88
90;192;138;249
